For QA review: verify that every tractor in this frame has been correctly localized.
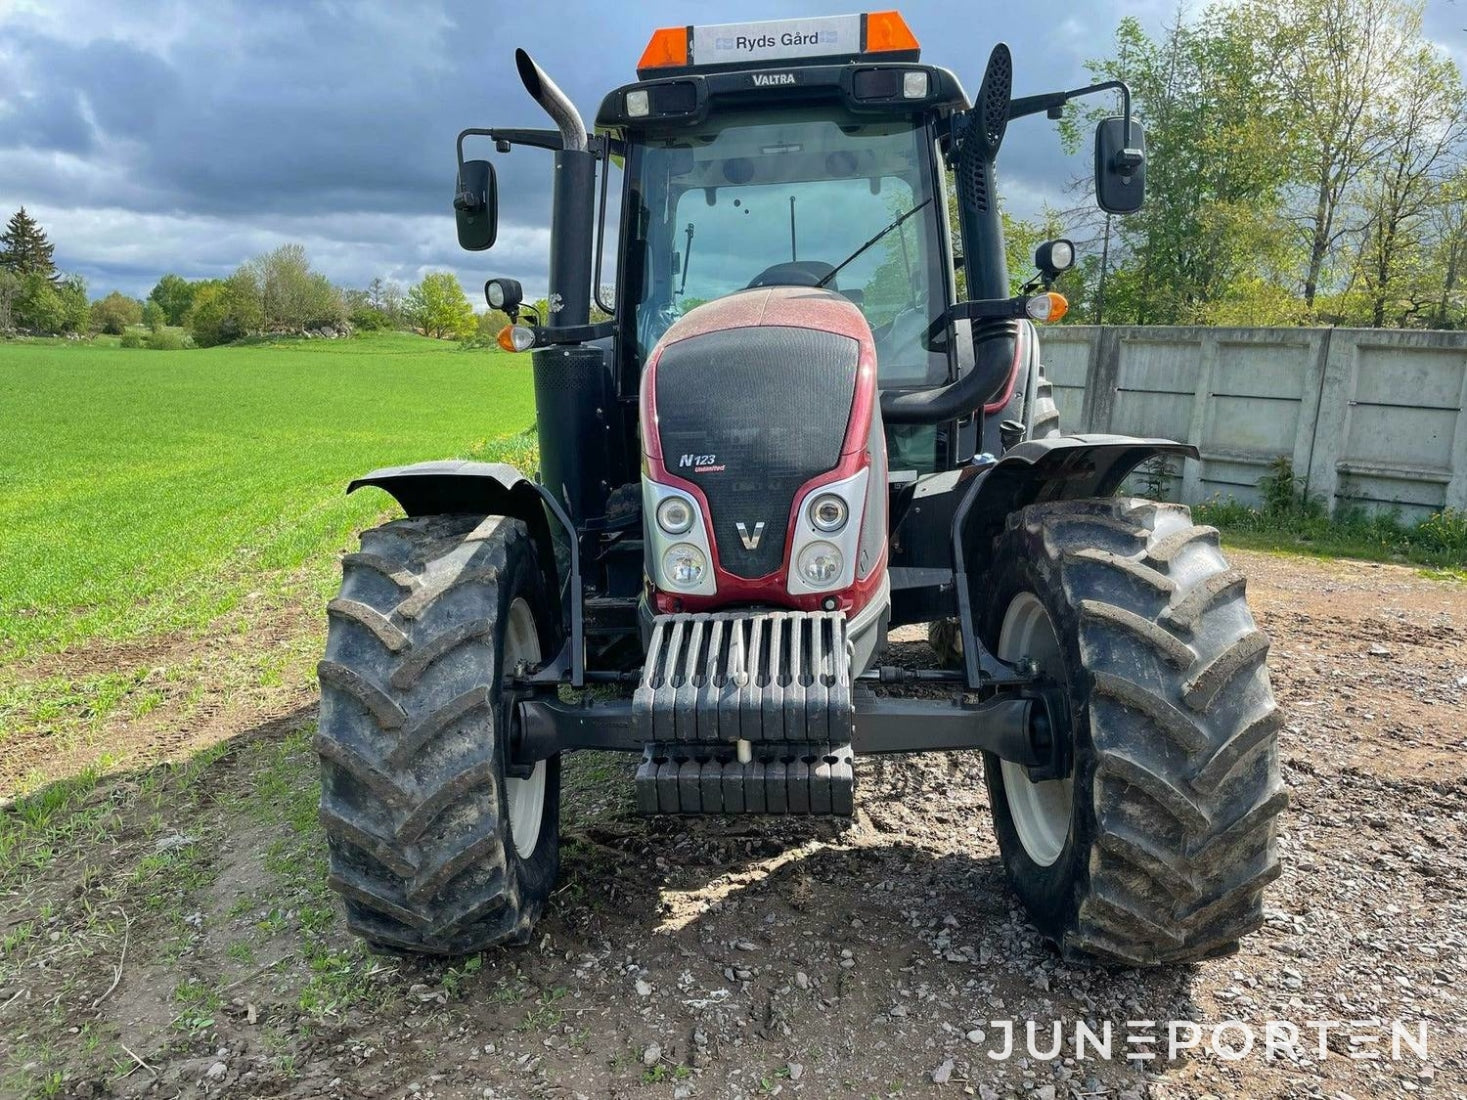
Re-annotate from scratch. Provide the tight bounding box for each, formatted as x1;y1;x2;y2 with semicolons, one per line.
316;12;1284;965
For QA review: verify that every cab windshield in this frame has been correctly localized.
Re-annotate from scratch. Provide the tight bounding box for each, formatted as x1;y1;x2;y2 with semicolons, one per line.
622;106;949;387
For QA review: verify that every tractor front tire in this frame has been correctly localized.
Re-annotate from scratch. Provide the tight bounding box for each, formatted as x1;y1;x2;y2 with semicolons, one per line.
982;498;1285;965
316;514;561;955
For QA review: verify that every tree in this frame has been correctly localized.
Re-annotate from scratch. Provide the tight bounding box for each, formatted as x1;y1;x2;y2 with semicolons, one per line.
406;272;476;339
365;277;406;327
1250;0;1414;308
14;273;66;332
1076;10;1298;324
148;274;197;327
245;243;344;331
57;277;90;333
141;299;166;332
0;207;58;281
91;291;145;335
0;270;19;332
1351;41;1467;326
186;272;262;347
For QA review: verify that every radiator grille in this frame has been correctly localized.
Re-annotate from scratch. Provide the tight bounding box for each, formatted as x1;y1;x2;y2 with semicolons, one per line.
655;326;857;578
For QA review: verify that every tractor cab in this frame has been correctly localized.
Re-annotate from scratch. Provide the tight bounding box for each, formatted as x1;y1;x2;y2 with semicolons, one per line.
596;13;977;475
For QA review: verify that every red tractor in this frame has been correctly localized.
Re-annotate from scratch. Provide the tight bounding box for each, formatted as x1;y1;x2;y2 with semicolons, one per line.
317;12;1283;965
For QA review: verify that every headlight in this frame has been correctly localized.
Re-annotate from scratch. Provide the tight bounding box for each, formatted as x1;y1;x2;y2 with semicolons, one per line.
797;541;843;588
808;493;848;533
662;543;707;588
656;496;695;535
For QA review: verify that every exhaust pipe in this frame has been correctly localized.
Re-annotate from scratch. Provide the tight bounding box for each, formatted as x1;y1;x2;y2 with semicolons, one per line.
513;48;593;329
515;49;588;153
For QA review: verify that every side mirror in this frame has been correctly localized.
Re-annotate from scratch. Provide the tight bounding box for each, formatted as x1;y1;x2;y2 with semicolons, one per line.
1094;117;1146;214
454;159;497;251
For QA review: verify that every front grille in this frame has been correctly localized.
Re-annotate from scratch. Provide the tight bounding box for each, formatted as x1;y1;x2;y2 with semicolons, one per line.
655;326;857;578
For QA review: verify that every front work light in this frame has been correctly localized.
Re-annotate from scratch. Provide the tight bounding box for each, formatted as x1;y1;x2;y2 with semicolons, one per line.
626;89;650;118
1034;239;1075;277
902;71;929;99
485;277;523;313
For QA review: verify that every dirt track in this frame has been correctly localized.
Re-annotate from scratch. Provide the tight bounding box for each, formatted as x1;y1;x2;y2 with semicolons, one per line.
1;548;1465;1099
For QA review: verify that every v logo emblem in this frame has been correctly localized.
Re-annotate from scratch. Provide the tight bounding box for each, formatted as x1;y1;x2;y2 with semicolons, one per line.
735;521;766;550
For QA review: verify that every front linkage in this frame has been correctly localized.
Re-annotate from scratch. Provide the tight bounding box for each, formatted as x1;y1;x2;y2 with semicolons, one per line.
506;606;1069;816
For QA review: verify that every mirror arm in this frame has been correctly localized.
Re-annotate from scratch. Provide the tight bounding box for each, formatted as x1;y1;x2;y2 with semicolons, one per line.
1008;79;1139;166
458;127;624;159
524;319;616;347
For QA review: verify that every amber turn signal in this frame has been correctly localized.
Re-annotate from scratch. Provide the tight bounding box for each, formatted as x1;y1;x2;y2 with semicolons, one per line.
498;324;536;352
1025;291;1069;323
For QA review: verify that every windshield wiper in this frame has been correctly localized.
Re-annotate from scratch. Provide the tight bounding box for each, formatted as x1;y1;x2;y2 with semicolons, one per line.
816;198;933;289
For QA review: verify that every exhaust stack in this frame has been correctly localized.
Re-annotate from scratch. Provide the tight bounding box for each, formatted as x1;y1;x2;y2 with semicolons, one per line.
515;49;594;328
516;49;588;153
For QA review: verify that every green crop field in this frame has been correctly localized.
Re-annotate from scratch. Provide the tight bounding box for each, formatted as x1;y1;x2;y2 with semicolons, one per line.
0;333;536;660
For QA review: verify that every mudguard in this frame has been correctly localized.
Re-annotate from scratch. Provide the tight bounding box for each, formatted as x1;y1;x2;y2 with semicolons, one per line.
951;434;1199;689
346;460;583;684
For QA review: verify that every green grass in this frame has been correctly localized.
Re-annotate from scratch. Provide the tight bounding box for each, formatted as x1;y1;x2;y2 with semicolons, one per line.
1194;498;1467;574
0;332;537;658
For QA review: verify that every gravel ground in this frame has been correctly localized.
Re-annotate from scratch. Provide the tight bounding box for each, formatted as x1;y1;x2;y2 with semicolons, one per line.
1;548;1463;1099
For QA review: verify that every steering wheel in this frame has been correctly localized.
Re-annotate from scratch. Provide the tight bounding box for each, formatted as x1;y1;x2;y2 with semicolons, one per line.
746;261;837;289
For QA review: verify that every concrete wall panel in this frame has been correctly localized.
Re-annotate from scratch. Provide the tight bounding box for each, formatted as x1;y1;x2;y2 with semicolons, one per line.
1032;325;1467;520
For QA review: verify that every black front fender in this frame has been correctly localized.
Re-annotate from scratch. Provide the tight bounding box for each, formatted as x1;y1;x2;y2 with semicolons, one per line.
957;434;1199;554
347;460;584;685
950;434;1198;688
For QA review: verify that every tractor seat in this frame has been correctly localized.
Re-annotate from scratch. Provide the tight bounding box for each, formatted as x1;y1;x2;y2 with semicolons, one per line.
746;261;837;290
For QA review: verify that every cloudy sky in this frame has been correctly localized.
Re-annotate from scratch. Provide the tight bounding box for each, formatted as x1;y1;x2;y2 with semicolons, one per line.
3;0;1466;304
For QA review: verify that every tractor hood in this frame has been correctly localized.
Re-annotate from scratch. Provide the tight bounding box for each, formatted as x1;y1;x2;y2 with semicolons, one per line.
639;286;887;615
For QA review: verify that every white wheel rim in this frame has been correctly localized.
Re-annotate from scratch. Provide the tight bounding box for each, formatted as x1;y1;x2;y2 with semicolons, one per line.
503;597;546;859
997;592;1073;868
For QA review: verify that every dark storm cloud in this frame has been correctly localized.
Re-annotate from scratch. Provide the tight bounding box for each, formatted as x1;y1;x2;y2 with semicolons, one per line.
10;0;1454;300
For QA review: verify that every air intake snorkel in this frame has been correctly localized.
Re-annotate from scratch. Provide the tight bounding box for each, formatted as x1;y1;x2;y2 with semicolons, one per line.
882;44;1016;425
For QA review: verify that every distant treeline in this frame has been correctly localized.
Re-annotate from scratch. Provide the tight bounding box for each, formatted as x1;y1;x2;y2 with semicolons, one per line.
0;207;535;349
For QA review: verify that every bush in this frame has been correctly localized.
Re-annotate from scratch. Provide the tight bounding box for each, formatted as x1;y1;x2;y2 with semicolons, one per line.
1193;455;1467;569
91;291;144;335
187;273;260;347
119;329;144;348
1414;509;1467;558
1257;455;1324;518
349;305;393;331
148;328;188;350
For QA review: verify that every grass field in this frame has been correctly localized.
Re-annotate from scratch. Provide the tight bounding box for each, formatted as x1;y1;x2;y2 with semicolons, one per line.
0;333;535;791
0;332;535;658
